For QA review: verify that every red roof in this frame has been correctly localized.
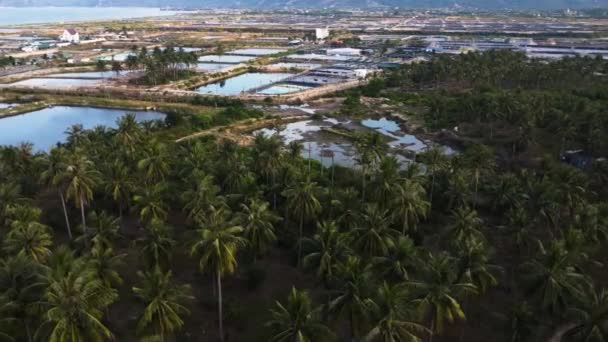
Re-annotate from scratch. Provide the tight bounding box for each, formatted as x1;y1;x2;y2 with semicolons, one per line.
66;29;78;35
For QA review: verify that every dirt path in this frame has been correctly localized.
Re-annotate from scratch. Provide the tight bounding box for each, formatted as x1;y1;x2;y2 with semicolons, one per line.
176;115;309;145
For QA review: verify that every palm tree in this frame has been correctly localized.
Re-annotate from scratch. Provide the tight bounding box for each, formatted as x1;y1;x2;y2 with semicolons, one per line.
115;114;142;156
133;266;193;341
181;173;221;219
373;236;420;282
189;206;246;342
36;271;116;342
282;177;322;268
136;218;176;269
0;295;16;342
137;139;171;185
266;287;333;342
409;252;477;341
463;144;495;205
238;198;279;262
391;179;429;235
0;254;46;342
562;285;608;341
455;238;500;295
349;204;400;258
64;150;101;247
419;147;448;211
364;282;429;342
88;245;124;290
302;221;348;285
40;147;72;239
328;256;374;339
133;182;169;223
3;221;52;263
372;156;403;208
447;207;484;247
103;160;133;219
520;240;588;314
76;211;120;251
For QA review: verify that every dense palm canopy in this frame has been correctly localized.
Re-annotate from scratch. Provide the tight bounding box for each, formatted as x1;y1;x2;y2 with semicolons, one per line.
0;49;606;342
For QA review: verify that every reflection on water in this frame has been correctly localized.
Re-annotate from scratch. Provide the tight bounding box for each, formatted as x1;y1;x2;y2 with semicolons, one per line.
198;55;255;64
195;72;293;95
43;71;132;79
257;83;311;95
0;106;165;151
196;63;234;72
255;117;456;168
10;78;102;88
229;48;287;56
362;118;427;151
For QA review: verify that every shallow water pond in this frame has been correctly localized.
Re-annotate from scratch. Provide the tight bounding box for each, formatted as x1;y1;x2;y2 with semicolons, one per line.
195;72;293;95
10;78;102;88
257;83;311;95
198;55;256;64
229;48;287;56
0;106;165;151
43;70;132;79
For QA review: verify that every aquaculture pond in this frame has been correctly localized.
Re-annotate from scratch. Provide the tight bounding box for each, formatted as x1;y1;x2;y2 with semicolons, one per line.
229;48;287;56
257;83;312;95
271;62;323;70
198;55;256;64
196;63;234;72
9;78;103;88
42;70;133;79
195;72;293;95
255;117;455;168
286;53;357;61
0;103;16;109
0;106;165;151
98;52;136;62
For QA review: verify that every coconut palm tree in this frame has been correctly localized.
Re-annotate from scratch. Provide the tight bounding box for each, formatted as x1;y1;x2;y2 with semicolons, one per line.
88;245;124;290
114;114;142;156
181;173;221;220
76;211;120;251
137;140;171;185
463;144;495;205
373;236;420;282
391;179;429;235
103;160;133;219
238;198;279;262
364;282;429;342
36;270;116;342
372;156;403;208
328;256;374;339
63;150;101;247
0;254;46;342
133;182;169;223
409;252;477;341
40;147;72;239
562;285;608;341
3;221;52;263
133;266;193;341
189;206;246;342
419;147;448;212
282;177;322;268
302;221;348;285
447;207;484;247
349;204;400;258
520;240;588;314
136;218;176;269
266;287;333;342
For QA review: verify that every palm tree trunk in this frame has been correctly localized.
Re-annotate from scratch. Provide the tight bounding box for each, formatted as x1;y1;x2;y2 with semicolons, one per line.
402;211;408;235
217;269;224;342
23;318;32;342
80;195;89;248
298;212;304;268
429;316;435;342
59;190;72;239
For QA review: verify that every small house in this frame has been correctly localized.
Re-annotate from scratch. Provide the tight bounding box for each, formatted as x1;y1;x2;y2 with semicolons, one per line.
60;29;80;43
